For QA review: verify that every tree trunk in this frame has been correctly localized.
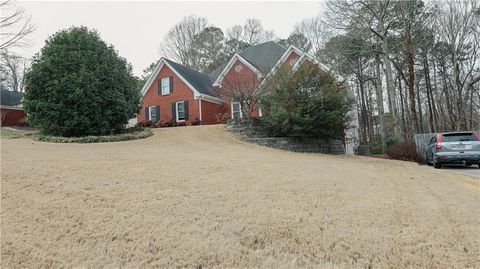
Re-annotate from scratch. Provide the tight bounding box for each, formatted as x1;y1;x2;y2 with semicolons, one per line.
416;79;424;133
397;75;408;140
423;55;435;133
375;54;386;150
380;40;400;138
405;28;418;136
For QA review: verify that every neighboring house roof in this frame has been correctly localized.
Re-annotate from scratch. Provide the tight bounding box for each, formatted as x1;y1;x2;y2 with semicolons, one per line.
1;89;23;107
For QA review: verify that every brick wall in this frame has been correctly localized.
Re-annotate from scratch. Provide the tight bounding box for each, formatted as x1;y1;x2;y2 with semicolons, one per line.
0;108;26;126
139;64;233;126
219;59;261;118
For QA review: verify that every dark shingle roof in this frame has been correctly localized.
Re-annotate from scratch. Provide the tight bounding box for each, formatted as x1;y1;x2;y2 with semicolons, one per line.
165;42;289;97
239;41;287;74
1;89;23;106
208;62;227;80
208;42;288;82
164;59;218;97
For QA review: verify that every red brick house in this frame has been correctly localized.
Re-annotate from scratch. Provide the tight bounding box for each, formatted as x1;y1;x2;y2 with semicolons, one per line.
138;41;328;125
1;89;26;126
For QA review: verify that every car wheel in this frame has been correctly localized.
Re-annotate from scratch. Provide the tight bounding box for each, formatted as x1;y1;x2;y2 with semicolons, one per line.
426;153;433;166
433;160;442;169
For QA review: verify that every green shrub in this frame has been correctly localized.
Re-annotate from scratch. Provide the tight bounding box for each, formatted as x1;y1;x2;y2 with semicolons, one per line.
261;64;353;138
369;143;384;154
34;127;152;143
24;26;140;137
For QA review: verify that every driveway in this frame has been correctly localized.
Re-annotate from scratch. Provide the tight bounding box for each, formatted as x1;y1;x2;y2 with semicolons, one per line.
440;165;480;178
1;125;479;268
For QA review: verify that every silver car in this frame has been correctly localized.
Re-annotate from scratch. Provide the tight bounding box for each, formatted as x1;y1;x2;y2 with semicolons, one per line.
426;131;480;169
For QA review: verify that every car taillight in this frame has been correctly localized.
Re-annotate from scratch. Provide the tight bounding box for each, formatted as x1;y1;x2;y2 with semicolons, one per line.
474;132;480;141
436;135;443;150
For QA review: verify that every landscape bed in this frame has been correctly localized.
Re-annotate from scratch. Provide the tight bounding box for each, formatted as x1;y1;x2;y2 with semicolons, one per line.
1;125;479;268
33;127;153;143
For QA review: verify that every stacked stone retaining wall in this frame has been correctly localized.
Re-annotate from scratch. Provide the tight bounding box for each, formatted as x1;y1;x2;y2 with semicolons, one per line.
226;119;345;154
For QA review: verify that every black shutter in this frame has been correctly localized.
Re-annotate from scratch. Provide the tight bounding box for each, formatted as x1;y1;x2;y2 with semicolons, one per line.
145;107;149;121
155;106;160;122
169;77;173;93
172;102;176;121
184;101;189;120
158;79;162;95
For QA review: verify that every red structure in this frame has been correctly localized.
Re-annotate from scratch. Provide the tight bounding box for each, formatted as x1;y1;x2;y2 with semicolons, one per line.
0;107;26;126
1;89;26;126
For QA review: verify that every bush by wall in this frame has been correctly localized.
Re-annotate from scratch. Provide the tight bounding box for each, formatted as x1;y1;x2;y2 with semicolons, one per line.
261;64;353;139
387;140;420;162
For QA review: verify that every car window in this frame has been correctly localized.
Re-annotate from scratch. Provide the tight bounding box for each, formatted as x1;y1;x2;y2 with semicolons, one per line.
442;133;477;142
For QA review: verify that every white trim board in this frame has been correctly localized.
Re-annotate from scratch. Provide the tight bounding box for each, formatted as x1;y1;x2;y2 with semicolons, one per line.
292;53;344;81
258;45;303;88
212;53;263;87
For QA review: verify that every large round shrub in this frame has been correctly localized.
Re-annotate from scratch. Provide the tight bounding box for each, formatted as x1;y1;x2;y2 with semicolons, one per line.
261;64;353;138
24;26;140;137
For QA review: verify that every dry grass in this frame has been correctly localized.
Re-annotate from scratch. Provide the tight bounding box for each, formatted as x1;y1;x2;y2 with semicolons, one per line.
1;125;479;268
0;127;36;139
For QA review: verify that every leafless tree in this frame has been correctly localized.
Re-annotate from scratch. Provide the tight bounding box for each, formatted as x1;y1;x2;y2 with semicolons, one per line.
0;0;35;50
217;72;263;118
159;15;207;70
319;0;480;145
434;0;480;130
227;18;275;46
0;49;29;92
293;16;333;58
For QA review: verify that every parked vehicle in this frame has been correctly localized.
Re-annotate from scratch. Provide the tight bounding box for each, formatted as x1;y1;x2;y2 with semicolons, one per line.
425;132;480;169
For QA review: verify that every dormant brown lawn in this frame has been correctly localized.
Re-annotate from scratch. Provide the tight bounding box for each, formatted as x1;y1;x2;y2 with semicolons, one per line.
1;125;479;268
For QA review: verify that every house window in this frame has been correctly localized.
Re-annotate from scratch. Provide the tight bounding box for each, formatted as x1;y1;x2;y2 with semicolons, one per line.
232;102;242;119
234;64;242;72
149;106;158;122
176;101;186;121
161;77;171;95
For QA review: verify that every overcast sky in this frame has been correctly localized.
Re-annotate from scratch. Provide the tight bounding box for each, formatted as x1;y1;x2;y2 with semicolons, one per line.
18;1;323;76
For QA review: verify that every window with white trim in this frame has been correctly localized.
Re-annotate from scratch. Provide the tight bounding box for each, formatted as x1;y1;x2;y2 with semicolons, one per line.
161;77;171;95
232;102;242;119
149;106;158;121
176;101;186;121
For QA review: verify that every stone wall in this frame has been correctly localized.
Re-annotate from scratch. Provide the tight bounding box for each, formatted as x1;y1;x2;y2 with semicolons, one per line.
226;119;345;154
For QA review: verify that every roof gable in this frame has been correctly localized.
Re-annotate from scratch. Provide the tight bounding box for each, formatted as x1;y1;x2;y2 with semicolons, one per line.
141;58;222;101
239;41;287;74
212;53;263;87
209;41;287;84
164;59;217;97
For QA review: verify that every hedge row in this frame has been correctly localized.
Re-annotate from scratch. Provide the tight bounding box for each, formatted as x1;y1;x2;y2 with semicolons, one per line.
34;127;153;143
